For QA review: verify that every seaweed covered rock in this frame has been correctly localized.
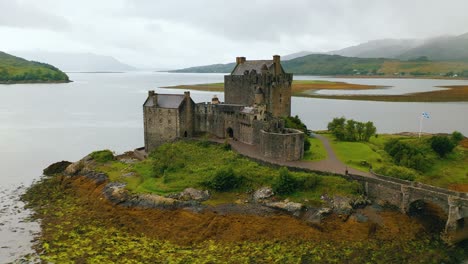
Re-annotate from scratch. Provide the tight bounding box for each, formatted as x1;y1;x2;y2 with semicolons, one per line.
167;188;210;202
43;161;72;176
252;187;274;202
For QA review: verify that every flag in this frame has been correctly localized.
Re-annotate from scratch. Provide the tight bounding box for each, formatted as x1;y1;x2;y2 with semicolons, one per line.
422;112;430;119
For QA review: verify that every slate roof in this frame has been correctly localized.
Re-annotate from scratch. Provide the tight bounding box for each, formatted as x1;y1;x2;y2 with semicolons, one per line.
144;94;185;109
231;60;280;75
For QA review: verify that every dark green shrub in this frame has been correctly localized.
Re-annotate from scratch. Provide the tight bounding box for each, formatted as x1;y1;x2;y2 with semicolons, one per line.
283;115;308;134
384;139;432;172
203;167;242;191
374;165;418;181
196;140;211;148
431;136;456;157
90;150;114;163
283;115;310;152
150;144;186;177
304;138;311;152
451;131;464;145
297;174;321;190
272;167;298;195
222;141;231;151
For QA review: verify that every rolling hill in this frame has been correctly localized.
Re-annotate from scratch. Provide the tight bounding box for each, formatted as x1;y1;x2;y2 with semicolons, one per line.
169;54;468;77
0;51;69;84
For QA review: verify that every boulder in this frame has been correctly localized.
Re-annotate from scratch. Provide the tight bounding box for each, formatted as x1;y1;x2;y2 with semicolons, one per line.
167;188;210;202
332;196;353;219
265;200;303;215
252;187;274;202
102;182;129;204
63;155;94;176
64;160;84;176
43;161;72;176
302;207;331;224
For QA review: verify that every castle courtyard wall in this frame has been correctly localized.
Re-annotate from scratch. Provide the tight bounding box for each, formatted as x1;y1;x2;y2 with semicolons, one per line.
260;129;304;161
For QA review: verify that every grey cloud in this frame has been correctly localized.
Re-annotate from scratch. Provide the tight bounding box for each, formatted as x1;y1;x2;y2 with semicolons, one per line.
0;0;71;31
124;0;468;42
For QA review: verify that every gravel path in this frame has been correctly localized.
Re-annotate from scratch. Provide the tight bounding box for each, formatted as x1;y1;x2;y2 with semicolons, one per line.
208;135;372;177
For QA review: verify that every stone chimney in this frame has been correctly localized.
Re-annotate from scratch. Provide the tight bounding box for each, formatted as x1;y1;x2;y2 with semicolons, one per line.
184;91;191;101
236;56;246;64
211;95;220;104
273;55;281;75
148;90;157;106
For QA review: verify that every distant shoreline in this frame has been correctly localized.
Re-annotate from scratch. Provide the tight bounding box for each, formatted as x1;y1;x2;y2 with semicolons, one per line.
163;71;468;80
0;80;72;85
64;71;125;74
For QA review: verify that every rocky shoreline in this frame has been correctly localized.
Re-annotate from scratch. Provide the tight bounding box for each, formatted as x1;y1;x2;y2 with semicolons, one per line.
52;153;378;227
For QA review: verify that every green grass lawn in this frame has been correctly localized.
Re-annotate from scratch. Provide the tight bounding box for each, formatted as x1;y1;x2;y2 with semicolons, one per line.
303;136;327;161
95;141;360;205
419;146;468;188
323;133;468;189
323;134;391;171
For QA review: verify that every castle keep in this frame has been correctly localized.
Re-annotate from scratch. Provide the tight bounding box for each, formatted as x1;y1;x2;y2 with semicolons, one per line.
143;55;305;161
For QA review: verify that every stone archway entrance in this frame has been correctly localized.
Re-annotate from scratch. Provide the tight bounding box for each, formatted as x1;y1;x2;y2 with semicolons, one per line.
184;131;188;137
226;127;234;138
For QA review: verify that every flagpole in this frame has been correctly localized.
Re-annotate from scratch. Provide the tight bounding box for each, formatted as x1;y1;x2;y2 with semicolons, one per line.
418;113;423;138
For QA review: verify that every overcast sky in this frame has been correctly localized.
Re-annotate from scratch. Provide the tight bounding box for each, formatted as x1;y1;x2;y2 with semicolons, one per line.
1;0;467;69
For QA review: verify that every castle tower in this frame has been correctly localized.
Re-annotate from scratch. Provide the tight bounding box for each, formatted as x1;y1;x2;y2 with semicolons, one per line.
224;55;292;117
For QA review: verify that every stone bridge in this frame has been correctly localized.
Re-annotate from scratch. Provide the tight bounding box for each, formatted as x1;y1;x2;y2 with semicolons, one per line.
346;172;468;243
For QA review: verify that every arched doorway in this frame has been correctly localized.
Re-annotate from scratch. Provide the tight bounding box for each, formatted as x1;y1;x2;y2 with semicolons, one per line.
184;131;188;137
226;127;234;138
408;200;447;233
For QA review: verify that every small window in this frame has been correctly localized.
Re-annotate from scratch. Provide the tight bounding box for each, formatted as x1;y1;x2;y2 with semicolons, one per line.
168;119;172;124
159;119;163;124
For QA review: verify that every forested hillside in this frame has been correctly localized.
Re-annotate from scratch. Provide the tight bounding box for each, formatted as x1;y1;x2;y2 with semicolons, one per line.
0;51;69;83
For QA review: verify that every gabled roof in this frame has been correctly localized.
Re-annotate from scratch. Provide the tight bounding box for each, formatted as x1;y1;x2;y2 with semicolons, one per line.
144;94;186;109
231;60;278;75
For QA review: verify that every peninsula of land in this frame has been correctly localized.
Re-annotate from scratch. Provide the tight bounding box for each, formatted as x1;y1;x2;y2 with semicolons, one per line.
163;81;468;102
0;51;70;84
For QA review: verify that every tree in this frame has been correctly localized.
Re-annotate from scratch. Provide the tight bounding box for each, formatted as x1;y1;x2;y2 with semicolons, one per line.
431;136;456;158
344;119;357;141
363;121;377;141
328;117;376;142
327;117;346;140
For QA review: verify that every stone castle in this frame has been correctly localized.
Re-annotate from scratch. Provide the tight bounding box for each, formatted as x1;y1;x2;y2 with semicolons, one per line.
143;55;305;161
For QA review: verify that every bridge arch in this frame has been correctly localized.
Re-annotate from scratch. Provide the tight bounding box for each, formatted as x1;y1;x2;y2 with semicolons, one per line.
407;199;448;233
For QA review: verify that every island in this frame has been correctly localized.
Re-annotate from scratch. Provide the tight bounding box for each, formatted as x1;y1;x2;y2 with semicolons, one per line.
21;55;467;263
0;51;69;84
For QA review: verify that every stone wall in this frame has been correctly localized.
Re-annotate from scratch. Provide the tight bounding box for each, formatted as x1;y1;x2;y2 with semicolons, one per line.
143;107;179;153
260;128;304;161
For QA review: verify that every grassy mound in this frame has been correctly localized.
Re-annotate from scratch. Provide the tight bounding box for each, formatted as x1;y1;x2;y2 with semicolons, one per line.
95;141;359;205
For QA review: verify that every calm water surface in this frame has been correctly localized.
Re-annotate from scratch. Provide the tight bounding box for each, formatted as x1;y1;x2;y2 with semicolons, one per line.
1;72;467;261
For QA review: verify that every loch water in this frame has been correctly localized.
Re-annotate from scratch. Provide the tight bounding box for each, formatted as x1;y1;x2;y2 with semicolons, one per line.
1;72;468;262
